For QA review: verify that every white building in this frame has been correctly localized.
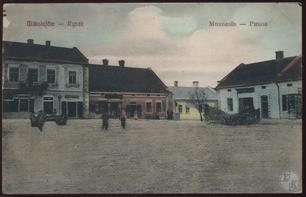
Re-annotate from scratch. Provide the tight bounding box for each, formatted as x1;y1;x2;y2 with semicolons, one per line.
216;51;302;119
3;39;88;118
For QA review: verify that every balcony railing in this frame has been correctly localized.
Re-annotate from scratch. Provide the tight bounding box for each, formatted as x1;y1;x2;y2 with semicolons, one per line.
19;81;49;96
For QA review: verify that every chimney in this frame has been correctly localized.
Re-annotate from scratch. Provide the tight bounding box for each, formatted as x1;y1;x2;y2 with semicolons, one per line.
102;59;109;66
27;39;34;44
119;60;125;67
193;81;199;87
275;51;284;60
45;40;51;46
174;81;178;87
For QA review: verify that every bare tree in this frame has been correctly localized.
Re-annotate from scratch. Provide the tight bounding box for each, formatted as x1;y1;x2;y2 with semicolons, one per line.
189;87;207;121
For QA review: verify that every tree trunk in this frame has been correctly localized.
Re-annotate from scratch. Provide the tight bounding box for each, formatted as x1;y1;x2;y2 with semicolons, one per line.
198;106;203;122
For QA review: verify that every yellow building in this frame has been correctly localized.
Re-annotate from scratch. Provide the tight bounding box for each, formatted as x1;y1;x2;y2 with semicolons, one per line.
169;81;218;120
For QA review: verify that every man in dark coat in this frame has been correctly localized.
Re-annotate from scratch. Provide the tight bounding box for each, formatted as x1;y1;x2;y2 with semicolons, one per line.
102;110;109;130
120;111;126;129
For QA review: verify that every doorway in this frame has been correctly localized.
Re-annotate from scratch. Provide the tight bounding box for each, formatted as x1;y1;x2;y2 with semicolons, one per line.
43;96;54;114
68;102;77;118
261;95;269;118
126;104;136;118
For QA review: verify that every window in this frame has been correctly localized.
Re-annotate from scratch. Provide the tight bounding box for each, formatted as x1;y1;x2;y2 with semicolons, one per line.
178;105;183;113
287;83;292;87
282;95;288;111
236;87;255;94
69;71;77;84
261;86;266;89
186;106;190;114
3;99;18;112
156;102;161;113
227;89;231;92
9;67;19;82
227;98;233;111
47;69;55;83
28;68;38;82
3;98;34;112
146;102;152;112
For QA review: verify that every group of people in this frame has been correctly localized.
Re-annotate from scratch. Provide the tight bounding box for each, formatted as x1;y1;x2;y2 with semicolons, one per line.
101;109;126;130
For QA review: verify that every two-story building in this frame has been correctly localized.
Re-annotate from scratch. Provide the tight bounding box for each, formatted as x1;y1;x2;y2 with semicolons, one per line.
168;81;218;120
3;39;88;118
216;51;302;119
87;60;170;119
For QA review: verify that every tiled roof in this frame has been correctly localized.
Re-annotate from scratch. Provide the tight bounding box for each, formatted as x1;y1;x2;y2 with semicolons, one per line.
168;86;217;100
216;56;302;89
88;64;169;93
3;41;88;64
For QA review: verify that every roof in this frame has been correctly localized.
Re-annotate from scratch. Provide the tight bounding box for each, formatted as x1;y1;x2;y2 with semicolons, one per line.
88;64;169;93
168;86;217;100
3;41;88;64
216;56;302;89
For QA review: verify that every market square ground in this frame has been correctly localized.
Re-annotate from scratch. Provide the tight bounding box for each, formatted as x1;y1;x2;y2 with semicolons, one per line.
2;119;302;193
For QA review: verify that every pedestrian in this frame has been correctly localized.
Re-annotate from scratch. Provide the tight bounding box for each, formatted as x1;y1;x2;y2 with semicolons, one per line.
120;111;126;129
37;110;46;132
102;109;109;130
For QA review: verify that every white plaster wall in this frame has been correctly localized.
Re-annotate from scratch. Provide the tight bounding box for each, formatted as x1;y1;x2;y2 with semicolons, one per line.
218;88;239;114
217;83;281;118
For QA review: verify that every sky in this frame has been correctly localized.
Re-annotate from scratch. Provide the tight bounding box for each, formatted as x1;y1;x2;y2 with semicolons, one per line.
3;3;302;87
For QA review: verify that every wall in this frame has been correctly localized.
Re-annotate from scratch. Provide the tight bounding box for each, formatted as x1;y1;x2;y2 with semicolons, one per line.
278;80;302;119
175;100;217;120
3;60;84;116
4;60;84;91
88;93;169;119
217;83;279;118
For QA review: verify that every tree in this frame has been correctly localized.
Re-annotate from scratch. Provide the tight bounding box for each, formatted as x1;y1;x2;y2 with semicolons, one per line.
189;87;207;122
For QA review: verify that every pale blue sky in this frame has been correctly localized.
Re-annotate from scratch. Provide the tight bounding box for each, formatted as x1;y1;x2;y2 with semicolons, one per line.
3;3;302;87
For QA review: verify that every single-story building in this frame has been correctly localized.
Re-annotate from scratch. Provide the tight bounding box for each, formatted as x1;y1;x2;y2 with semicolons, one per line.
87;60;170;119
216;51;302;119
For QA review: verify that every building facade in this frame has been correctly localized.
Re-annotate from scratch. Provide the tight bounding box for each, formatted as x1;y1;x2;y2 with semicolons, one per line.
3;39;88;118
87;60;170;119
216;51;302;119
168;81;218;120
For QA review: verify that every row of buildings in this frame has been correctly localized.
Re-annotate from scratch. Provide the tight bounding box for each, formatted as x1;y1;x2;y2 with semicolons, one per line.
2;39;302;120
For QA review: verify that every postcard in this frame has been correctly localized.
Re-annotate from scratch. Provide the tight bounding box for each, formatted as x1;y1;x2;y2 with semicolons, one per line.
2;2;302;194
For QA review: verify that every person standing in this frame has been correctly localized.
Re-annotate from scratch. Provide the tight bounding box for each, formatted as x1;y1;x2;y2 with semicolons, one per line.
102;109;109;130
120;111;126;129
37;110;46;132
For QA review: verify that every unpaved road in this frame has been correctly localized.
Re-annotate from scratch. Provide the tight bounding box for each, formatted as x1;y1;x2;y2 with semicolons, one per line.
2;119;302;193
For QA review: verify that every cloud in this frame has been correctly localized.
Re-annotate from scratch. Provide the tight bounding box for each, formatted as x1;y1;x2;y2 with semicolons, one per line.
162;16;197;36
3;3;302;87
